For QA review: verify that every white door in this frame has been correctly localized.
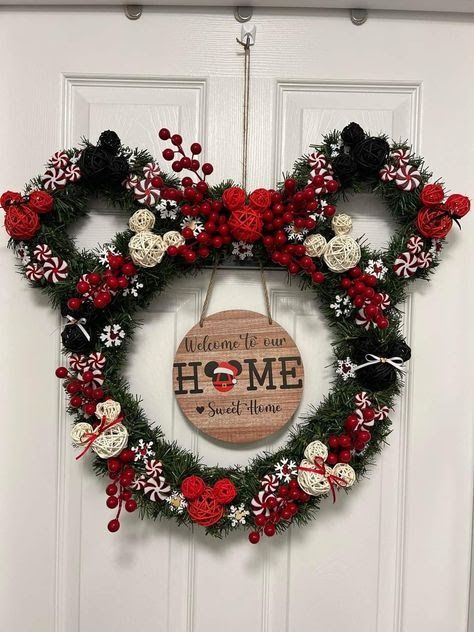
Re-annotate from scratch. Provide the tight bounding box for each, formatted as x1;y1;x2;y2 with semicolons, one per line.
1;6;473;632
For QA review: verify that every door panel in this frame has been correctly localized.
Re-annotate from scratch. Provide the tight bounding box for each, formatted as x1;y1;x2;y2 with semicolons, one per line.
1;7;473;632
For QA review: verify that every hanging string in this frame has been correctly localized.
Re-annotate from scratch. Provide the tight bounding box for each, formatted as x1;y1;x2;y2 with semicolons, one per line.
199;259;219;327
260;265;273;325
236;31;252;190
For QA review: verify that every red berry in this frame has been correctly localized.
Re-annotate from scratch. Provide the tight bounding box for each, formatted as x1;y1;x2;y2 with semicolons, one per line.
339;434;352;449
289;488;300;500
281;508;292;521
55;366;68;379
312;271;325;284
83;403;96;416
364;304;378;319
266;496;278;510
264;523;276;537
69;395;82;408
365;274;377;287
92;388;104;400
81;370;93;384
190;142;202;155
377;317;389;330
326;179;339;193
249;531;260;544
107;277;119;290
117;276;129;289
312;175;325;187
357;430;371;444
106;496;119;509
288;479;299;490
339;449;352;463
108;458;121;474
284;178;296;191
88;272;101;286
182;227;194;240
344;414;359;433
108;254;123;269
341;277;352;289
76;281;90;295
298;491;311;503
326;452;338;466
106;483;118;496
349;266;362;278
287;502;298;515
328;435;339;449
162;148;174;161
202;163;213;175
107;519;120;533
167;246;178;257
121;262;137;277
278;485;289;498
125;499;138;513
354;295;365;308
158;128;170;140
255;515;267;527
121;490;132;501
324;204;336;218
363;407;375;422
119;449;135;463
151;176;163;188
67;298;82;311
184;250;197;263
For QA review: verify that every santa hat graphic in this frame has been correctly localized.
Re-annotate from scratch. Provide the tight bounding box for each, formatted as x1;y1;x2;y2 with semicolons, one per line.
214;361;238;384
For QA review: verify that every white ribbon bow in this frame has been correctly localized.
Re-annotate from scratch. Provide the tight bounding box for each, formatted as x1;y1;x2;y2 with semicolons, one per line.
354;353;405;372
66;315;90;342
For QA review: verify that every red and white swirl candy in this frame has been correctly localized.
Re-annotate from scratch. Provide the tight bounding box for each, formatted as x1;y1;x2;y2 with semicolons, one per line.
355;308;373;330
390;148;410;167
379;164;396;182
65;164;81;183
88;352;106;371
378;292;391;311
144;476;170;501
374;406;390;421
43;257;69;283
69;353;89;372
130;475;147;491
355;391;372;410
310;168;334;194
261;473;279;493
33;244;53;262
393;252;418;278
42;167;67;191
251;491;271;517
308;151;328;171
355;408;375;431
407;235;423;254
50;151;69;169
143;162;161;179
25;263;44;282
145;459;163;477
133;179;160;206
123;174;139;191
416;252;433;269
394;165;421;192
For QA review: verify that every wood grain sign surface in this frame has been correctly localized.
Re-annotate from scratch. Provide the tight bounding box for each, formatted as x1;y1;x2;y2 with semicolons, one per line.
173;310;304;443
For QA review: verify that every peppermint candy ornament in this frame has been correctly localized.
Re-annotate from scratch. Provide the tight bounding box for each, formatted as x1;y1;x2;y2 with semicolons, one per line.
355;307;373;330
379;292;391;310
251;491;271;517
42;167;67;191
80;368;104;388
395;165;421;192
416;252;433;269
310;168;333;194
142;162;161;179
133;179;160;206
33;244;53;262
25;262;44;282
379;164;396;182
145;459;163;477
88;351;106;371
65;164;81;183
261;473;279;493
69;353;89;372
308;150;328;171
130;475;147;491
355;391;372;410
43;257;69;283
50;151;69;169
393;251;418;278
407;235;424;254
144;476;171;501
374;406;390;421
124;174;139;191
390;148;410;166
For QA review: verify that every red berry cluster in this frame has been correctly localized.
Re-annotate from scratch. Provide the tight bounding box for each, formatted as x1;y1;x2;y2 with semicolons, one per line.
248;479;311;544
327;406;375;464
69;255;137;311
340;266;390;329
105;452;138;532
55;365;105;415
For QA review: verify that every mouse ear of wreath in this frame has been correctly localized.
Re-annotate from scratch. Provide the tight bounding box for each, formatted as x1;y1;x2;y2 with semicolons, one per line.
352;336;411;392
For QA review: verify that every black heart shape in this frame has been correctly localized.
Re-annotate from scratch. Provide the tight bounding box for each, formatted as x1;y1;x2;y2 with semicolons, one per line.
196;406;205;414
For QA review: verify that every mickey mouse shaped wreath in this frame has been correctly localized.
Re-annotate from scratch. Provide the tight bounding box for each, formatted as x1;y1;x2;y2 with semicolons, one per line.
1;123;470;543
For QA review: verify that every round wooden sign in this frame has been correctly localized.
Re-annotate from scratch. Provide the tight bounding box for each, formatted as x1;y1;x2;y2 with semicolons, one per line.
173;310;304;444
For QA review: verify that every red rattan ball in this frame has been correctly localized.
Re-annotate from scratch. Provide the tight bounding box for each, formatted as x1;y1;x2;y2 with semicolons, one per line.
416;206;452;239
420;183;444;207
222;186;246;211
181;475;206;500
213;478;237;505
229;205;263;243
188;487;224;527
4;205;40;240
445;194;470;218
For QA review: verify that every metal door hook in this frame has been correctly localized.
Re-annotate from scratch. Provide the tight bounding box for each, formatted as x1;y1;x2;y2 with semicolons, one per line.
351;9;368;25
236;24;256;48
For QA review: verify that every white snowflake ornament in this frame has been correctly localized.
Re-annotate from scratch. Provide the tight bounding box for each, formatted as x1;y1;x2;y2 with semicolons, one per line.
274;458;297;482
132;439;155;462
227;503;250;527
336;357;357;381
232;241;253;260
100;324;126;348
364;258;387;280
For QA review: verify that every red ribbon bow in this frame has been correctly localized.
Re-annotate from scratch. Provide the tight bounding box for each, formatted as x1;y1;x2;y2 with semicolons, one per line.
297;456;349;503
76;414;124;460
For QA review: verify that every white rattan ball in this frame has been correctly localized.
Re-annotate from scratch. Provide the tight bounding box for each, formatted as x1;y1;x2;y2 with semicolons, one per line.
129;232;165;268
163;230;185;249
304;233;327;257
332;463;356;488
297;459;331;497
91;423;129;459
129;208;156;233
304;440;328;462
95;399;121;422
332;213;352;235
323;235;361;272
71;422;93;445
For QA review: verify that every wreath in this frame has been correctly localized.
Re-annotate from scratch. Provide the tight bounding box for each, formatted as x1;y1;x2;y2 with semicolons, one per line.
2;123;470;543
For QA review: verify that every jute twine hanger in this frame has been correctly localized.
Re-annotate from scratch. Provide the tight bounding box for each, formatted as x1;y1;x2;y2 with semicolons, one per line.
199;33;272;328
